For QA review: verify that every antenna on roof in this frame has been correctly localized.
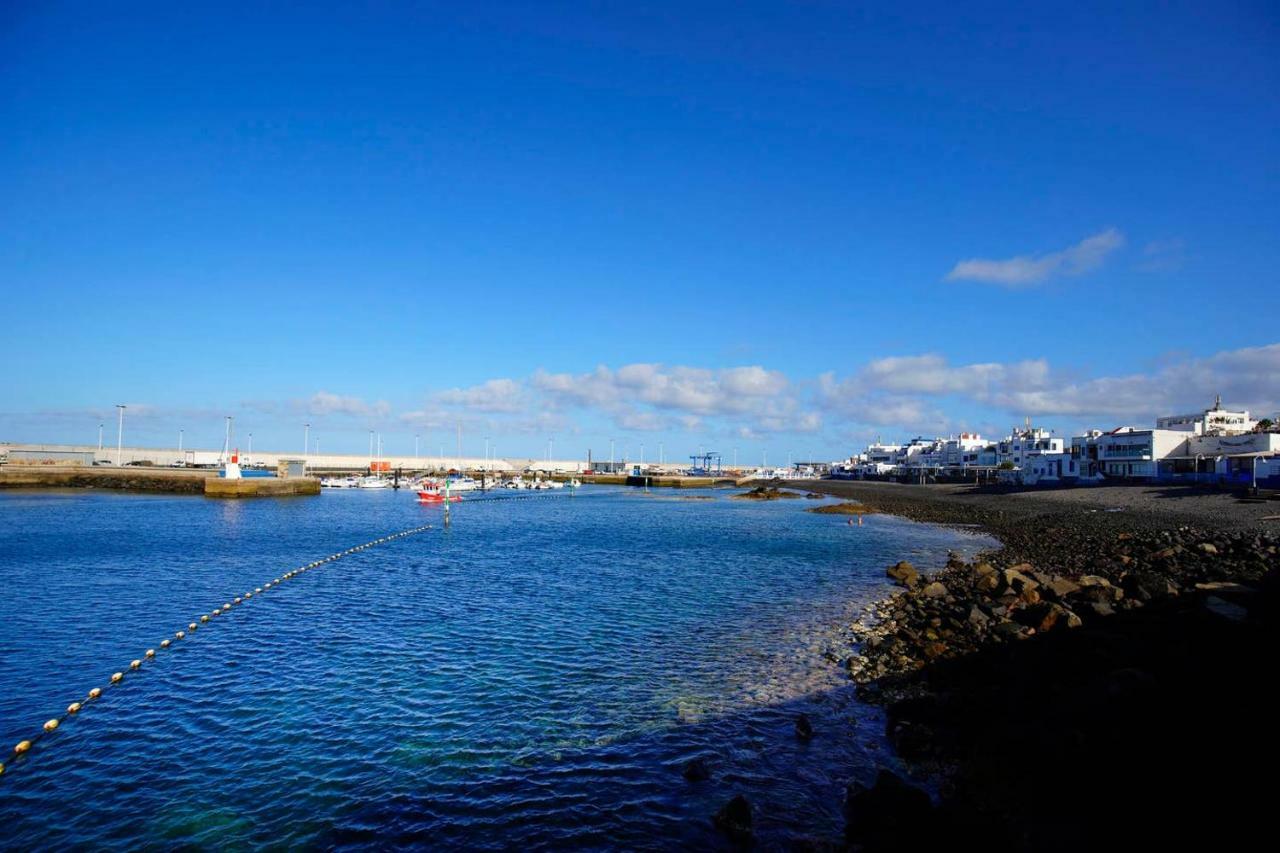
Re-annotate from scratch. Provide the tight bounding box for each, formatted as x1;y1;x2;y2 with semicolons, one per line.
1213;394;1222;410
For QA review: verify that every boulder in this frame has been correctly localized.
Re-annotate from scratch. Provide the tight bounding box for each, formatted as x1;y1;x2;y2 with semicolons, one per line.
795;713;815;741
844;771;934;846
1043;576;1081;600
991;621;1028;640
887;561;919;588
922;581;948;598
1002;567;1039;594
1122;571;1180;603
1197;542;1219;555
713;795;753;841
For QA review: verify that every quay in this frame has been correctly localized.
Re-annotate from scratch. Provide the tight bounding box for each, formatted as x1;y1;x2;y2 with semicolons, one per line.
0;466;319;498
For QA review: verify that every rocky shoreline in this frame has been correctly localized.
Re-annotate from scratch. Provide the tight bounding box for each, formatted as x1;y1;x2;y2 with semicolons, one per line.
798;481;1279;850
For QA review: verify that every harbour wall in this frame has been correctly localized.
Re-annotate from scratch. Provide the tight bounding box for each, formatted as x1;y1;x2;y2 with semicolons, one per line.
1;442;601;473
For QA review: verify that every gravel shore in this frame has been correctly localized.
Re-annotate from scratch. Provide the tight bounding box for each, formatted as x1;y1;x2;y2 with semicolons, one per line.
791;480;1279;851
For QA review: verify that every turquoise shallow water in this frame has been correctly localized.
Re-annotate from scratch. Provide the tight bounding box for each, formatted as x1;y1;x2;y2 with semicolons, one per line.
0;486;993;848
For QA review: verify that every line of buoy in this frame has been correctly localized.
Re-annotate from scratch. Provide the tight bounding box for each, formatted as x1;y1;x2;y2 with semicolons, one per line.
1;523;435;781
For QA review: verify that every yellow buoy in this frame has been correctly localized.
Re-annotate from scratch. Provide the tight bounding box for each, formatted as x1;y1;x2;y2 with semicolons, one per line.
176;631;185;639
244;593;252;600
0;762;5;776
43;719;58;733
68;702;81;714
14;740;31;755
145;649;155;658
201;615;209;623
235;598;242;605
88;688;101;700
212;609;220;616
111;672;123;683
223;603;232;610
255;588;262;594
130;659;141;670
161;639;170;648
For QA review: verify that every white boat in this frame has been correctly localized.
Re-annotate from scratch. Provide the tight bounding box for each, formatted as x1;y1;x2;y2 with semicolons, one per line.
444;476;480;492
321;476;360;489
359;476;389;489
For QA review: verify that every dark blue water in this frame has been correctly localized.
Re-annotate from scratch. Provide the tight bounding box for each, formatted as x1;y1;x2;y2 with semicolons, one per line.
0;487;993;848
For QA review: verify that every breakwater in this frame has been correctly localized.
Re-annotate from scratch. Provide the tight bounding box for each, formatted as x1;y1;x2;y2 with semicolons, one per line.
0;467;212;493
796;479;1279;850
0;467;319;498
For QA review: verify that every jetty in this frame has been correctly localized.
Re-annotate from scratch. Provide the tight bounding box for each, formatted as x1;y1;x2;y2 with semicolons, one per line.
0;465;319;498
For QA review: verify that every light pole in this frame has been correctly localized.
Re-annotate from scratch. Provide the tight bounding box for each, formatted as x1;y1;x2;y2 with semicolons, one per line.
98;423;103;452
178;429;184;456
248;432;253;462
115;404;126;465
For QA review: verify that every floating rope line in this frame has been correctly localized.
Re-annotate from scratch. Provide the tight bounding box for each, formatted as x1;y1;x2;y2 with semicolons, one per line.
0;523;435;781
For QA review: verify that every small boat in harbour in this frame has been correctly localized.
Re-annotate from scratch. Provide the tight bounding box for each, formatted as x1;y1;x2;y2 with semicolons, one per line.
416;480;462;503
321;476;360;488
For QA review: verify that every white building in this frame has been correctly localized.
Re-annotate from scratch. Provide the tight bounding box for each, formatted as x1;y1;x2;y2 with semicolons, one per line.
1156;396;1255;436
996;426;1065;468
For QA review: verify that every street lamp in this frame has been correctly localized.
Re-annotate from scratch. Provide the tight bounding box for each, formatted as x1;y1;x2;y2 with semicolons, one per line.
98;422;104;452
115;405;126;466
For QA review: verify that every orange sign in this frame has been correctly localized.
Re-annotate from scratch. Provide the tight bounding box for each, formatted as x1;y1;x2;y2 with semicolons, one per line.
371;461;391;472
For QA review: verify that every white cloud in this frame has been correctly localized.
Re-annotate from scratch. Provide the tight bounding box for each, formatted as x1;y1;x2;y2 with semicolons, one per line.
946;228;1125;288
532;363;819;434
816;343;1280;434
300;391;390;418
435;378;525;413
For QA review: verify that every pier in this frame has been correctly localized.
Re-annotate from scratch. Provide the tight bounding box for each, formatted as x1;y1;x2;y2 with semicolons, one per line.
0;466;319;498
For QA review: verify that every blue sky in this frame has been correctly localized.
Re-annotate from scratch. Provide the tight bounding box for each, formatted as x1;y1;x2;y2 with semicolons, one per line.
2;1;1278;460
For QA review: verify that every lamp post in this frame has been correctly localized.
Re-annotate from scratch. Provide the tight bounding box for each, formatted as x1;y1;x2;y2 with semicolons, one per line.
115;405;126;466
178;429;184;456
98;422;103;452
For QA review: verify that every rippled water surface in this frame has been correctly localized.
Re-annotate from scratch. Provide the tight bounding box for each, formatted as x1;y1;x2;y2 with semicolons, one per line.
0;487;993;848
